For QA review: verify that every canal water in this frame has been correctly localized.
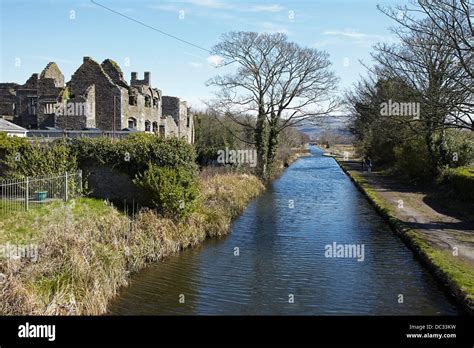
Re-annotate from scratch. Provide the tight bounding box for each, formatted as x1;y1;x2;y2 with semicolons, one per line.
108;146;459;315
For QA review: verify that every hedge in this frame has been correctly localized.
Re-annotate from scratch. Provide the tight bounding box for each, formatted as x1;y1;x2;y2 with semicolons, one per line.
445;166;474;202
0;134;77;178
72;133;197;178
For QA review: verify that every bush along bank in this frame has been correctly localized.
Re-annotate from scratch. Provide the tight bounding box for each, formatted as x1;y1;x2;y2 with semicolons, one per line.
335;158;474;314
441;166;474;202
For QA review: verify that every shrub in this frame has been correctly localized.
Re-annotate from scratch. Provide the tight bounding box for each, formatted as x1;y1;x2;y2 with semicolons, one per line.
444;166;474;202
71;135;199;210
0;135;77;178
73;134;197;177
134;164;200;219
441;130;474;168
0;133;29;176
393;135;435;181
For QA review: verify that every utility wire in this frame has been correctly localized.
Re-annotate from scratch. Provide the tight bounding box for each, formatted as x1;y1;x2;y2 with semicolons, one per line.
90;0;237;67
90;0;211;53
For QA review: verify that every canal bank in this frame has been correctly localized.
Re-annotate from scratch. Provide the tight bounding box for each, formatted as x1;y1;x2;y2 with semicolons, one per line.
0;174;265;315
0;145;312;315
109;146;459;315
334;156;474;314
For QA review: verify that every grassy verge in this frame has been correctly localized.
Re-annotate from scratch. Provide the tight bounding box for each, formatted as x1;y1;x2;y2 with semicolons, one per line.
0;174;264;315
336;159;474;313
442;165;474;202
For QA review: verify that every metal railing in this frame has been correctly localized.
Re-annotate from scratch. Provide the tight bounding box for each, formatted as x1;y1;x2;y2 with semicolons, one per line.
0;171;82;213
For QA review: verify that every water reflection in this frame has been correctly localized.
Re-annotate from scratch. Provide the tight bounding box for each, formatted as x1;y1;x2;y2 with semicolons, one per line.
109;147;459;315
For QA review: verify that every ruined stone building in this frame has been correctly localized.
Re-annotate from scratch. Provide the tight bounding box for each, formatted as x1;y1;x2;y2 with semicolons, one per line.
0;57;194;144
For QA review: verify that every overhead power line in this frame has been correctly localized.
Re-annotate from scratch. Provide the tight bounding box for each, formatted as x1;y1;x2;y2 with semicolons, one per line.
90;0;211;53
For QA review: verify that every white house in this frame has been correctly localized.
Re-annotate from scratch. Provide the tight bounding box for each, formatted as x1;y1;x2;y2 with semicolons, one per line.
0;118;27;137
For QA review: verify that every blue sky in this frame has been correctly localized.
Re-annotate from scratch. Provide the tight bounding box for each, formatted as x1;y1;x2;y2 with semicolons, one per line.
0;0;407;109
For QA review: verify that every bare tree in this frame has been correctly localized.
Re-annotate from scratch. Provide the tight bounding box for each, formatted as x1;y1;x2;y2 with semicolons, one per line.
207;32;338;179
377;0;473;130
366;11;474;168
344;72;425;164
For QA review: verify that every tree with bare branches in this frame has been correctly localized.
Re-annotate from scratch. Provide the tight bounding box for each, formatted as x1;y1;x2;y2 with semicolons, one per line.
207;31;338;179
377;0;473;130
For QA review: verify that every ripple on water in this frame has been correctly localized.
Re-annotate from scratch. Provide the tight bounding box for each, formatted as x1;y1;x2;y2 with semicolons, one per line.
108;147;460;315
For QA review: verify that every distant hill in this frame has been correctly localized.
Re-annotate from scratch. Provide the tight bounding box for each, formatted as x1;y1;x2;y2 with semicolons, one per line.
297;115;353;141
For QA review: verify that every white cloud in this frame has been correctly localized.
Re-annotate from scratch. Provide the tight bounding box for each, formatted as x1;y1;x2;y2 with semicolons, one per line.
78;2;97;9
323;29;396;47
247;4;284;13
86;2;135;13
180;0;233;9
313;40;333;48
165;1;282;13
150;4;180;12
189;61;203;68
324;29;370;39
207;55;225;67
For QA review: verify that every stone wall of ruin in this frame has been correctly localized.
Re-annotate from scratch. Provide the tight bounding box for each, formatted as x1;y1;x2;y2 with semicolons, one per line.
68;57;121;131
0;57;194;143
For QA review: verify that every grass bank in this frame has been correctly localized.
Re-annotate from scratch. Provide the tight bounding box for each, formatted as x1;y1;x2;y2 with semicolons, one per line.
335;158;474;313
0;173;264;315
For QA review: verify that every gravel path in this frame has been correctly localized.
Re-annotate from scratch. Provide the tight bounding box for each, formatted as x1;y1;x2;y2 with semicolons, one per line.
343;160;474;267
